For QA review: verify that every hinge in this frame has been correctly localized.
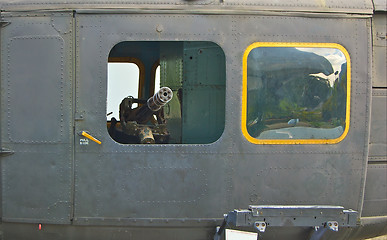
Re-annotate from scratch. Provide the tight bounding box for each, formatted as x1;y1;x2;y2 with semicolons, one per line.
0;148;14;157
376;32;386;40
0;20;11;28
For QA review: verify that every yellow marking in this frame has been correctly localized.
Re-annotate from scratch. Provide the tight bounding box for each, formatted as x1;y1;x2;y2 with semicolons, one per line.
242;42;351;145
81;131;102;145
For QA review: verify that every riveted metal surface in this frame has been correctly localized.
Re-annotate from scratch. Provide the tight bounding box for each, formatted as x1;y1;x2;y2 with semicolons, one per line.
74;152;221;219
0;0;214;4
362;164;387;217
223;0;373;14
0;2;381;239
230;15;371;213
373;0;387;11
73;12;372;226
7;36;64;143
2;149;72;224
372;13;387;87
1;223;217;240
369;89;387;160
0;13;73;223
0;0;216;11
0;0;374;14
74;13;233;222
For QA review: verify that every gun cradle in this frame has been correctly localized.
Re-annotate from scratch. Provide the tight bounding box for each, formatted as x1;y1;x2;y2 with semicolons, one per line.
108;87;173;144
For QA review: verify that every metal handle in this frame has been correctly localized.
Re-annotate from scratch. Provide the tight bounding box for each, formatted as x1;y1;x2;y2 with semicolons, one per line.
79;131;102;145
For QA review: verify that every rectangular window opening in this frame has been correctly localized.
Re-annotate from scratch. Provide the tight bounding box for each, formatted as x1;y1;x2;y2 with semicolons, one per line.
107;41;226;145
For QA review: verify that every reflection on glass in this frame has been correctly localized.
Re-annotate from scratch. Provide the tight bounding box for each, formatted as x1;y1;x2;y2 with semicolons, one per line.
246;47;348;140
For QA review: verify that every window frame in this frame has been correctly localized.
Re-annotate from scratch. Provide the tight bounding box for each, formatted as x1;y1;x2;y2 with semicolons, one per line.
241;42;351;144
149;60;160;96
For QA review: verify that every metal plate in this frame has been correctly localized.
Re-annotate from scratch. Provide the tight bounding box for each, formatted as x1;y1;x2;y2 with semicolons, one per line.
362;164;387;217
7;36;65;143
373;0;387;11
0;0;215;11
0;0;373;14
1;13;74;224
369;89;387;159
372;13;387;87
72;13;371;224
226;229;257;240
223;0;373;13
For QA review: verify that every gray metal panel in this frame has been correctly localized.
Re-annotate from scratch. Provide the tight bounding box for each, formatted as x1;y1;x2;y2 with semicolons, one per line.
369;89;387;160
74;152;224;219
0;0;215;11
0;0;213;3
74;13;371;226
1;221;385;240
7;36;64;143
231;16;371;212
362;164;387;217
223;0;373;13
0;0;373;14
1;223;217;240
372;13;387;87
0;13;73;224
373;0;387;11
373;47;387;87
2;148;72;223
74;13;233;221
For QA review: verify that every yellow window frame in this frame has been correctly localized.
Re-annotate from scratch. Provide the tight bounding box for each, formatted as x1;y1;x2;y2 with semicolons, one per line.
242;42;351;144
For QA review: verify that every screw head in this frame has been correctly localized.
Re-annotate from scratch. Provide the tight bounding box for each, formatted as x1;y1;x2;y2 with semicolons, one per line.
156;25;164;33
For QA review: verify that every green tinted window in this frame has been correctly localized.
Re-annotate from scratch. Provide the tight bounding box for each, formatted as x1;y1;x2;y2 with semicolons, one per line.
244;44;350;143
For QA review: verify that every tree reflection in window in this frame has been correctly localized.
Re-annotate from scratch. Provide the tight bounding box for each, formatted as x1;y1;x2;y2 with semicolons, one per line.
246;46;349;140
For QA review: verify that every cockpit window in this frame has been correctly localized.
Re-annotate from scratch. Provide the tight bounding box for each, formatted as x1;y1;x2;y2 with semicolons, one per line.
107;41;225;144
242;43;350;144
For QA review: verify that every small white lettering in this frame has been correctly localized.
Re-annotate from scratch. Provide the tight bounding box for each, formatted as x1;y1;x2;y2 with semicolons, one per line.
80;138;89;145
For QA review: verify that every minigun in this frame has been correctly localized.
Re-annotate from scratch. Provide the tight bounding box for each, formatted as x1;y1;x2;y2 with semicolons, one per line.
108;87;173;144
120;87;173;125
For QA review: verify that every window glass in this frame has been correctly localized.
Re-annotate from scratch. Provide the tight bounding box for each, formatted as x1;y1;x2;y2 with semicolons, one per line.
243;43;350;144
107;62;140;119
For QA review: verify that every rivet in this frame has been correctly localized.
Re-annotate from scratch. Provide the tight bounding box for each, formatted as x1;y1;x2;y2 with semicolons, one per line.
156;24;164;33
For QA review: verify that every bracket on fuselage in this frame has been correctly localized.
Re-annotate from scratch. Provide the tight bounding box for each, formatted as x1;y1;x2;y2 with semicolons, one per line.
213;205;358;240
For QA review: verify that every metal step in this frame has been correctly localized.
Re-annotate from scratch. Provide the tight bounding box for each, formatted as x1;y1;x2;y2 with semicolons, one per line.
214;205;358;240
